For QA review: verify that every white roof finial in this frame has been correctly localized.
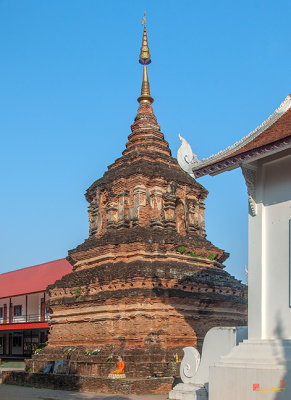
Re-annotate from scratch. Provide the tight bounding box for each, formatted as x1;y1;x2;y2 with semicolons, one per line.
177;133;200;176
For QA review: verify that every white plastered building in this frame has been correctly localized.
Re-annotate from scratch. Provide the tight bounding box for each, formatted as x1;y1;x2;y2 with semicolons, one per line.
177;95;291;399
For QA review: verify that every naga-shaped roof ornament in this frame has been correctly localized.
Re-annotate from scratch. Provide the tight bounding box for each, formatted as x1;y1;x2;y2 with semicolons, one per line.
177;133;200;176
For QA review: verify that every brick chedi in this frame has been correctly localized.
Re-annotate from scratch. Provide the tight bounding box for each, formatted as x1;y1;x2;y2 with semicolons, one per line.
26;18;247;394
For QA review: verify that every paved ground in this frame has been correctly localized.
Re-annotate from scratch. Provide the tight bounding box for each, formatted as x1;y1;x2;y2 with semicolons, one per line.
0;361;25;369
0;384;169;400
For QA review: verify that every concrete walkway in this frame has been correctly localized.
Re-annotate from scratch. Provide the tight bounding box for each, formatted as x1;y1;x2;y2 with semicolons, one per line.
0;383;169;400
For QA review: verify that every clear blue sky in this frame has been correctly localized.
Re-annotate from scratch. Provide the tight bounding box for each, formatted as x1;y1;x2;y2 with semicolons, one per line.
0;0;290;283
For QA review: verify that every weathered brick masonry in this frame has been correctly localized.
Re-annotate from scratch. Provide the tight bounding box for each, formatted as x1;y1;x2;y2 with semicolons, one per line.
21;99;247;393
2;370;174;394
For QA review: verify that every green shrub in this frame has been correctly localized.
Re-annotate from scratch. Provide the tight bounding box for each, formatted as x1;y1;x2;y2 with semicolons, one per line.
177;246;186;254
189;251;197;257
207;253;215;261
36;342;47;350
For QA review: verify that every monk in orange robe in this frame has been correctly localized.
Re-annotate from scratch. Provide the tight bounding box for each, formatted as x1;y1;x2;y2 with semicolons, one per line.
110;355;125;374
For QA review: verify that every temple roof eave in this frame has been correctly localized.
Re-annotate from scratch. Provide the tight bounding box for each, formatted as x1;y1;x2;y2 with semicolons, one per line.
191;95;291;178
193;136;291;178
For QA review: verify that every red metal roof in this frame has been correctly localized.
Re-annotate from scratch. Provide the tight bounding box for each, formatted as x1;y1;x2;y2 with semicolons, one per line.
0;322;49;330
217;108;291;162
0;259;72;299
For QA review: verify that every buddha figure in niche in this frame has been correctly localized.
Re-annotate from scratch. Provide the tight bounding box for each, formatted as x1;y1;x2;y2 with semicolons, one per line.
108;355;126;379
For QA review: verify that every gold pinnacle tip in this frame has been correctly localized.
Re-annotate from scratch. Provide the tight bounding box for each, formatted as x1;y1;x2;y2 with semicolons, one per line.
137;13;153;104
139;13;151;65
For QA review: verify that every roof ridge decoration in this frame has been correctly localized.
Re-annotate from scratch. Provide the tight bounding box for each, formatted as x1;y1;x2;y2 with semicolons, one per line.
176;133;199;176
177;95;291;173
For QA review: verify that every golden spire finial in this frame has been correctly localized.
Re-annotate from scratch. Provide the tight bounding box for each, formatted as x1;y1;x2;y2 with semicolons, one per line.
138;12;153;104
139;12;151;66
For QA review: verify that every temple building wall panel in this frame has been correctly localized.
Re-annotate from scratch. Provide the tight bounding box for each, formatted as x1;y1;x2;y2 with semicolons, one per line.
248;150;291;339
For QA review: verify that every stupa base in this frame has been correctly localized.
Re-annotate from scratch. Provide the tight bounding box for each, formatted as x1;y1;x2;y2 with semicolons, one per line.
2;371;174;394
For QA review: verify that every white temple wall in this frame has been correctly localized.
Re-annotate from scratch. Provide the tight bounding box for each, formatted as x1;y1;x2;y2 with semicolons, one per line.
248;164;264;339
262;153;291;339
248;151;291;340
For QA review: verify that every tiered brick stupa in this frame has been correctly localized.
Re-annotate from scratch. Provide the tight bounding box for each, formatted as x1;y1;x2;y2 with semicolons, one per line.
26;19;247;394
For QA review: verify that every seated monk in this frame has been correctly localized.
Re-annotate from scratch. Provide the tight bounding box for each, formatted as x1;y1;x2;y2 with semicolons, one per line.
108;355;126;379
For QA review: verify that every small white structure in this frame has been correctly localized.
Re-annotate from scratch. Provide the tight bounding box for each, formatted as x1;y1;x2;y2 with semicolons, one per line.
169;326;247;400
177;95;291;399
